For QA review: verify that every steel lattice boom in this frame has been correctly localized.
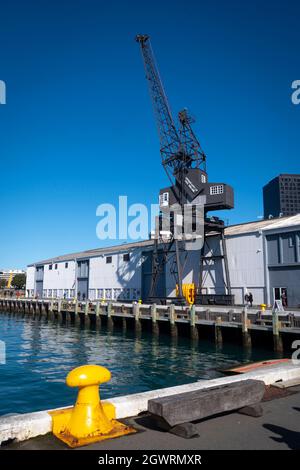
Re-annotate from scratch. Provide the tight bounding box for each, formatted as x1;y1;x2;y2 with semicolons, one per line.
136;34;206;182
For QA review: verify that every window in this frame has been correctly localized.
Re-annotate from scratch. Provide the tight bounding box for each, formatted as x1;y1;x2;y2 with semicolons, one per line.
53;289;57;298
49;264;53;270
201;174;206;183
123;253;130;262
113;288;121;300
97;288;104;299
210;185;224;195
159;192;169;207
132;288;137;300
289;234;295;247
65;262;68;269
89;289;96;300
105;288;112;299
106;256;112;264
48;289;53;297
55;264;58;270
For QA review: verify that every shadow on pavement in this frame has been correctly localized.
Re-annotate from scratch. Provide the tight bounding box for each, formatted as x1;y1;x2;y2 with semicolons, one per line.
134;414;167;432
263;423;300;450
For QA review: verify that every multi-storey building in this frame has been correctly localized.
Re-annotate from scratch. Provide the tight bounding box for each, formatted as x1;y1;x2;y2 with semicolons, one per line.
263;174;300;218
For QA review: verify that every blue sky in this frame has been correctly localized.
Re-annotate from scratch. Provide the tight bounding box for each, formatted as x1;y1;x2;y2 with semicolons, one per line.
0;0;299;268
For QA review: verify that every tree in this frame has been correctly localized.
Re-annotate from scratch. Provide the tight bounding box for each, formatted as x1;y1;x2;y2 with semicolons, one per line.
11;273;26;290
0;279;6;289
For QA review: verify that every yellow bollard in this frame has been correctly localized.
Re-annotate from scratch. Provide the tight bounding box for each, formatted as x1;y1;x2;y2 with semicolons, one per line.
260;304;266;312
50;365;136;448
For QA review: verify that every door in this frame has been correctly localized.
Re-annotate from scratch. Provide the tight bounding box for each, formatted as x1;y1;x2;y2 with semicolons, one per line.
35;280;43;298
273;287;288;307
77;260;89;300
77;279;88;301
141;250;166;301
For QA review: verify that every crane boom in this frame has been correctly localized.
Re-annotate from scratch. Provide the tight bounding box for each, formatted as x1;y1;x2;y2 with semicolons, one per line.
135;35;181;173
136;34;206;183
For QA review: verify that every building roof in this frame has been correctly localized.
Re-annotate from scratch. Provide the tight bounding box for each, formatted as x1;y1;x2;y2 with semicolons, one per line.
28;214;300;266
225;214;300;236
28;239;154;267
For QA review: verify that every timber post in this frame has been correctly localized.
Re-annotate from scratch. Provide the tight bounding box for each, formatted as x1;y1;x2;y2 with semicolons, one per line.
169;304;178;337
242;306;251;348
133;302;142;333
215;316;223;345
151;303;159;335
190;304;198;340
272;310;283;353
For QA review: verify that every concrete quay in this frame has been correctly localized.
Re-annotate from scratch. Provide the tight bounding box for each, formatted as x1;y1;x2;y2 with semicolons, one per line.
1;297;300;353
4;385;300;450
1;361;300;448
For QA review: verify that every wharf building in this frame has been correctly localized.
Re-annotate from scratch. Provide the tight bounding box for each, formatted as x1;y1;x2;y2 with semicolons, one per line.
26;215;300;308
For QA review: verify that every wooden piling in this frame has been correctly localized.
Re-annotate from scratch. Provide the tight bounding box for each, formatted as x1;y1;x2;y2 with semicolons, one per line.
151;303;159;335
169;304;178;337
272;311;283;353
190;305;199;340
133;302;142;333
84;301;92;327
95;301;101;327
107;302;114;330
242;307;252;349
215;317;223;345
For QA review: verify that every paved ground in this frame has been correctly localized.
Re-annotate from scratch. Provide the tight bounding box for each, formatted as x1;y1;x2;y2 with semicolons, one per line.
3;386;300;451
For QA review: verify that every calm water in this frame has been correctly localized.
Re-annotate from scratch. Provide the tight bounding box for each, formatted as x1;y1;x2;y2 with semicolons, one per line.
0;313;280;415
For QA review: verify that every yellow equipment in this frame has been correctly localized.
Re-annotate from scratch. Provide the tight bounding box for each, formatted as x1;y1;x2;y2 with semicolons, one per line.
176;283;195;305
7;273;13;289
260;304;266;312
50;364;136;448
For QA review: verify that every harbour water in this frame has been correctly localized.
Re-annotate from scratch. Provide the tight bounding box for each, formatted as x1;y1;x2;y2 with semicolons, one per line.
0;313;282;416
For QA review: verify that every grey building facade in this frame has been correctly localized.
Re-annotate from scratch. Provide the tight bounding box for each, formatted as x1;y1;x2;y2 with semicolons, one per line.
263;174;300;218
26;216;300;308
266;228;300;307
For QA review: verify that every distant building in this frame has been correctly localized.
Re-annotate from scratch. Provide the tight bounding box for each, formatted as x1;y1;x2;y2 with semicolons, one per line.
0;269;25;288
263;174;300;219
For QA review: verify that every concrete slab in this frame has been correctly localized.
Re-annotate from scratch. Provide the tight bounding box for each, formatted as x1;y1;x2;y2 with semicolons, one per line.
3;386;300;450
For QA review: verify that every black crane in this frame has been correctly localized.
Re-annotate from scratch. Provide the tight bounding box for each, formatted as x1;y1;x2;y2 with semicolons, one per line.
136;34;234;305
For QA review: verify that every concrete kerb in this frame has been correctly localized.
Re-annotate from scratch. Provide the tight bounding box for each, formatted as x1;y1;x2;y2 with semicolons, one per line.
0;362;299;445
